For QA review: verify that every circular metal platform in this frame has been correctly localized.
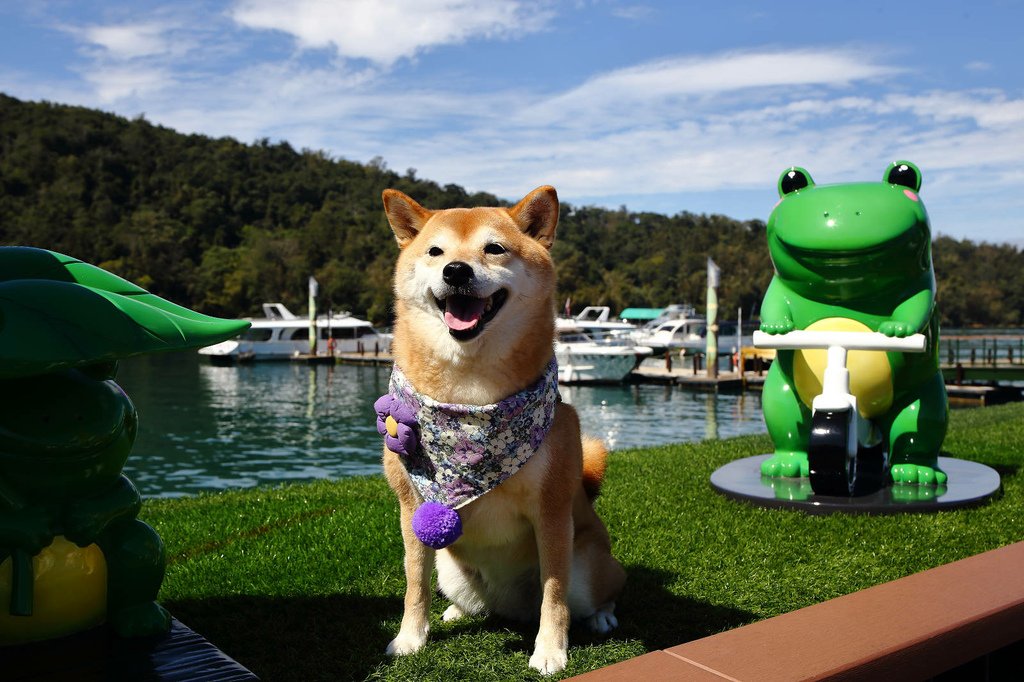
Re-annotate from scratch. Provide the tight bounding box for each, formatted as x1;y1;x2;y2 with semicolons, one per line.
710;455;1002;514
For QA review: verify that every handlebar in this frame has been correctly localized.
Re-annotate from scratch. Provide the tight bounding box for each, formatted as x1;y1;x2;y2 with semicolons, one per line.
753;330;927;352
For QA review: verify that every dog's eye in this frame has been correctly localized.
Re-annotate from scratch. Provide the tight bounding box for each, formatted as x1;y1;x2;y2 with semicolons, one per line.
428;246;443;257
484;243;506;255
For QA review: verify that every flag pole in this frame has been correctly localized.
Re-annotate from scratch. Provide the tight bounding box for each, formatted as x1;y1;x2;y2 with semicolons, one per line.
308;276;318;355
706;258;720;378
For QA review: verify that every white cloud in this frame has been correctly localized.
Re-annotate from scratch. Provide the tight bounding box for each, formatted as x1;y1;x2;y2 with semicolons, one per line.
229;0;553;66
83;64;174;103
882;91;1024;128
562;48;899;98
79;22;173;59
520;48;903;130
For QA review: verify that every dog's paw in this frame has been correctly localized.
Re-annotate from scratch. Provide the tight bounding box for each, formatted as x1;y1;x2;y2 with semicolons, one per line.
586;608;618;634
385;629;428;657
529;644;568;675
442;603;467;622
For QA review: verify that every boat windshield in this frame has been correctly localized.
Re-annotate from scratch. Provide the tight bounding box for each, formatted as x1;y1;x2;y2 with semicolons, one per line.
320;325;378;340
242;328;273;342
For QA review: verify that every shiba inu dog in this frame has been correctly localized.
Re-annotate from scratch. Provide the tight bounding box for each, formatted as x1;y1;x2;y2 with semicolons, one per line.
378;186;625;674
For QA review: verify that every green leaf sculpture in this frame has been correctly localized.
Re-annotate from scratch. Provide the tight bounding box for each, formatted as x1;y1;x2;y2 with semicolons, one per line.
0;247;250;379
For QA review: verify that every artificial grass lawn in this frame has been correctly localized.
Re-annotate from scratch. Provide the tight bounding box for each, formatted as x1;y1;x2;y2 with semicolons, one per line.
142;402;1024;681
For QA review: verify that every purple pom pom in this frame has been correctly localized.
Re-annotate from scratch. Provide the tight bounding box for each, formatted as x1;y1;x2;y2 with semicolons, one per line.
412;502;463;549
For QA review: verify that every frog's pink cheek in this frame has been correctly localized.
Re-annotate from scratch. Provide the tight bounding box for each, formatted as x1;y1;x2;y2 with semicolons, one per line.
904;189;919;202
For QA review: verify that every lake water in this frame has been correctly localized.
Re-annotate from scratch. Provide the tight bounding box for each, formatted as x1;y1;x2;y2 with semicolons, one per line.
115;353;766;498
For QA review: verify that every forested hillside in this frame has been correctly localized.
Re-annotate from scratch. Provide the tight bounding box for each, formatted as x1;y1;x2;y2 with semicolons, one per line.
2;93;1021;326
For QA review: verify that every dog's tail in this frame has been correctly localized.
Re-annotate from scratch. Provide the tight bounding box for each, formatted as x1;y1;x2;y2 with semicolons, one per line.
581;436;609;500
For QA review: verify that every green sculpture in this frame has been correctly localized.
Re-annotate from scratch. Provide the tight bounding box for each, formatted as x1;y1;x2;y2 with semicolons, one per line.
758;162;948;492
0;246;249;644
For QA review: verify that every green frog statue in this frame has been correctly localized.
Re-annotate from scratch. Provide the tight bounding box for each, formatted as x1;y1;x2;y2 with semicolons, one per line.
758;161;949;490
0;246;248;644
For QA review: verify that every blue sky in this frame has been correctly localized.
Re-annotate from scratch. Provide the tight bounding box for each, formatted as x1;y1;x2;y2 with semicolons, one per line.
2;1;1022;244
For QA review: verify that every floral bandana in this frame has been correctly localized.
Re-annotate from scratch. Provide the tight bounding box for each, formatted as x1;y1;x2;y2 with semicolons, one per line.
375;358;559;510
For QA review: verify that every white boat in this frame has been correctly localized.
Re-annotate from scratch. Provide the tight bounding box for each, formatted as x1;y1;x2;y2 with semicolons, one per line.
632;316;707;356
198;303;391;364
555;319;653;384
562;306;638;341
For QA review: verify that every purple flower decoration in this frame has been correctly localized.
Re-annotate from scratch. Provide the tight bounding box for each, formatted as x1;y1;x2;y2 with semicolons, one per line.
412;501;462;549
443;477;475;502
374;394;418;456
452;440;484;466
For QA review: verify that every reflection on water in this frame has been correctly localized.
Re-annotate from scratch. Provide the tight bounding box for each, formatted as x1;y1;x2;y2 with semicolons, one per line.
560;383;764;451
115;353;766;498
118;353;389;498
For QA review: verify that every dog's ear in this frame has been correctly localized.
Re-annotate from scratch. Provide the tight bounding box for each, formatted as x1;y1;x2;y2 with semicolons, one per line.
508;185;559;249
382;189;433;247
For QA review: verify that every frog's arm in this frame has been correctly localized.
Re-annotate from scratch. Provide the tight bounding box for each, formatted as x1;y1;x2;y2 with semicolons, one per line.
879;286;934;338
760;277;796;333
0;477;54;551
63;475;142;547
0;480;54;617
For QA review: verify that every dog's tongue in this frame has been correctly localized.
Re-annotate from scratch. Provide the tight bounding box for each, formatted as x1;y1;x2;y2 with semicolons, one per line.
444;295;486;331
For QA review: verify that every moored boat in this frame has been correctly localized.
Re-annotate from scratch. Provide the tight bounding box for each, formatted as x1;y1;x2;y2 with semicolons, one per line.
555;319;652;384
632;316;707;356
562;306;638;341
198;303;390;363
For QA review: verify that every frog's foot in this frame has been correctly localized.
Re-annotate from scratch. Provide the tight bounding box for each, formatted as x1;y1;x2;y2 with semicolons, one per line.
760;318;795;335
891;463;947;486
761;451;809;478
878;320;916;337
110;601;171;638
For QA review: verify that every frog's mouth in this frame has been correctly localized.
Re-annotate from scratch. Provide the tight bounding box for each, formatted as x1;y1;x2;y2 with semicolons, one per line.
781;240;892;268
0;370;136;463
777;225;927;270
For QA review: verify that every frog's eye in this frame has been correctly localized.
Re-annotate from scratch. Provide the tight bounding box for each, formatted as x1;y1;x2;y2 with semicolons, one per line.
885;161;922;192
778;167;815;197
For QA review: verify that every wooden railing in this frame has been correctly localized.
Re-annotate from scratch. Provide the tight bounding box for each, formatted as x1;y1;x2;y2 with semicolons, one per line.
571;541;1024;681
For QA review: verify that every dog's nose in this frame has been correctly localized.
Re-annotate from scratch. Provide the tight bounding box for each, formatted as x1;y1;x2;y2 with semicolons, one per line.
443;261;475;287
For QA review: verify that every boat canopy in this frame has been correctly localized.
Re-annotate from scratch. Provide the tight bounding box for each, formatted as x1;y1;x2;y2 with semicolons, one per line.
618;307;664;322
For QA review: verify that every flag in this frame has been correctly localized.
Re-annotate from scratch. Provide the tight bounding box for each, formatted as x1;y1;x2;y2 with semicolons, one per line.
707;258;720;289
